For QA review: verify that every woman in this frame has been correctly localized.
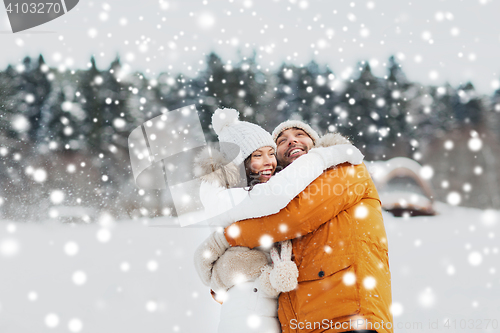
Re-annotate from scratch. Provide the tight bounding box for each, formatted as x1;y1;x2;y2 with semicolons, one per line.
194;108;363;333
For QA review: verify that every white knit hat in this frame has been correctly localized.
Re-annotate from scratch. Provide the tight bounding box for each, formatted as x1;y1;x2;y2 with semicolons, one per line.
212;108;276;165
271;120;320;144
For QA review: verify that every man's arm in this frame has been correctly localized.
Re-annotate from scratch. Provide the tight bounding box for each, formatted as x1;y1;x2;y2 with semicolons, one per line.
224;162;378;248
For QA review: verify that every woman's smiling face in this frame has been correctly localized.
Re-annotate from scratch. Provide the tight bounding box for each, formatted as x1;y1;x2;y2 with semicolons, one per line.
249;146;277;183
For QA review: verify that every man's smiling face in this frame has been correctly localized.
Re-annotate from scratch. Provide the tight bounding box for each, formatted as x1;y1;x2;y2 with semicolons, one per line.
275;128;314;167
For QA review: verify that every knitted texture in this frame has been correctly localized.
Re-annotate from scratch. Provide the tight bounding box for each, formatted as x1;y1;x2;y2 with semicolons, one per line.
258;265;280;298
212;108;276;165
269;240;299;292
271;120;320;144
317;132;352;147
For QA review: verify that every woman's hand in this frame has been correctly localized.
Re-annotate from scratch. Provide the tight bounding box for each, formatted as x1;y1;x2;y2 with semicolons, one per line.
193;231;230;287
309;144;364;168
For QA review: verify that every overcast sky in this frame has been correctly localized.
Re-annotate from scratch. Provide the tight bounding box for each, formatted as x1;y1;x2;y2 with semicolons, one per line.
1;0;499;93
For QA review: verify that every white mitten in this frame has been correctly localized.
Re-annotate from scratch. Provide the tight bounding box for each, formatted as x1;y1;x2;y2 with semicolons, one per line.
269;240;299;293
309;144;364;168
193;231;230;287
211;247;268;292
316;132;351;147
257;265;280;298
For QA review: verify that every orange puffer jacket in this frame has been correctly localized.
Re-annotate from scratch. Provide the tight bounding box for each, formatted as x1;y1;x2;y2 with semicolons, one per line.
225;162;394;333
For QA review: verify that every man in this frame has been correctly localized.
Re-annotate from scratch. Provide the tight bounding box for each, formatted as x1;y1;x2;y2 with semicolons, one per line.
224;120;394;333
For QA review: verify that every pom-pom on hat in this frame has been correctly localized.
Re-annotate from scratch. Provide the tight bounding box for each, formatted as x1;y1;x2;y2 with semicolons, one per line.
272;120;320;145
212;108;276;165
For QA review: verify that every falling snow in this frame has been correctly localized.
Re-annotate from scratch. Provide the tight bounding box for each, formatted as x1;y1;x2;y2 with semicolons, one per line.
0;0;500;331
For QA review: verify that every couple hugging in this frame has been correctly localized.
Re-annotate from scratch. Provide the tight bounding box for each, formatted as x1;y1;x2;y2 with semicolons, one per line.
194;108;393;333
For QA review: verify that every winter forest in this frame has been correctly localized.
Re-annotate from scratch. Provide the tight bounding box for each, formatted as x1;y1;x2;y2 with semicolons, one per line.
2;52;500;221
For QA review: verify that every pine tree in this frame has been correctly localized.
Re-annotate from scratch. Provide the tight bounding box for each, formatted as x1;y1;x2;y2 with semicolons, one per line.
453;82;484;126
489;88;500;143
99;56;135;150
334;61;391;159
42;90;82;150
382;56;415;158
0;56;51;143
77;56;104;152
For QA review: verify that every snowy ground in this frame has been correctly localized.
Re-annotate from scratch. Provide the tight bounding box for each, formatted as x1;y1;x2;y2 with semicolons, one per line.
0;203;499;333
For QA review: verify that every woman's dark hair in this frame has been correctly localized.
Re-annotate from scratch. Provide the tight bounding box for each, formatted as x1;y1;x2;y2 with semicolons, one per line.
244;155;261;191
